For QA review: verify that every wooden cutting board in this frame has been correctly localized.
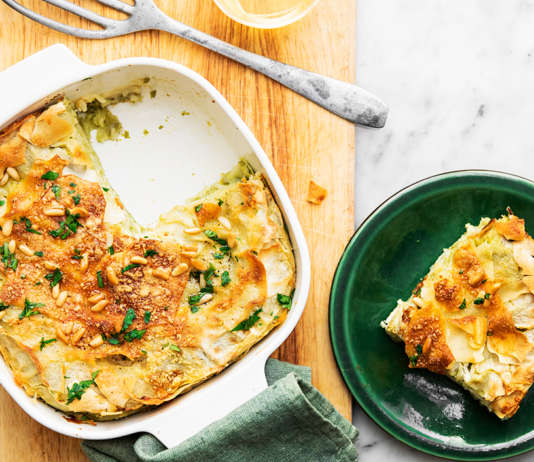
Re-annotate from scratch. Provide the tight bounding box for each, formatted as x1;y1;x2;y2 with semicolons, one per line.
0;1;355;460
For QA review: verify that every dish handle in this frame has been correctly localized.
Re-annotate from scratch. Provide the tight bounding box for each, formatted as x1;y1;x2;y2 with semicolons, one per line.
146;354;269;448
0;44;91;123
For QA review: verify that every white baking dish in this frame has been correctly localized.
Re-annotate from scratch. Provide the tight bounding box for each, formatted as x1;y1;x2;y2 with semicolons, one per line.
0;44;310;448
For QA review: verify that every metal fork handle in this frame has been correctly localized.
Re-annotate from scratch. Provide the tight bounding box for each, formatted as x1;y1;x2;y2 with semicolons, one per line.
141;5;387;128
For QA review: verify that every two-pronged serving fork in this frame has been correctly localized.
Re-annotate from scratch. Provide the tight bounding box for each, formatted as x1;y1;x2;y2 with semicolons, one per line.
2;0;388;128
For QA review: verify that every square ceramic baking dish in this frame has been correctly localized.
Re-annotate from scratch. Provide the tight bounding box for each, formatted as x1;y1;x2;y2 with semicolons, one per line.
0;44;310;448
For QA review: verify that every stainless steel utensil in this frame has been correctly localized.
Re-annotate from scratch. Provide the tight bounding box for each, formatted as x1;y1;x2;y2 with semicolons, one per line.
2;0;388;128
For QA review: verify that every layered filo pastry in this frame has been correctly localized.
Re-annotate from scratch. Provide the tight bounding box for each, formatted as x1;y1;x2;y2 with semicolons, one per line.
382;213;534;419
0;96;295;419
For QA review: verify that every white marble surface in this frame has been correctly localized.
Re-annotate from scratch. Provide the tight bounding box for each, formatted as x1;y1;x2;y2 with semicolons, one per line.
353;1;534;460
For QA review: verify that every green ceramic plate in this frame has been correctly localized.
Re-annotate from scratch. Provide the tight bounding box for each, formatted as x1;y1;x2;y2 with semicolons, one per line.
330;170;534;461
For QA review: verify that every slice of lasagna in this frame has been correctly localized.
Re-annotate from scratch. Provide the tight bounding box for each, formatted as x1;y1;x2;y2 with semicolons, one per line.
381;213;534;419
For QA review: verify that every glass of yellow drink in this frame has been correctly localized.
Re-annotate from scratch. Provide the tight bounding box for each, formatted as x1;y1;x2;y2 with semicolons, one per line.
213;0;319;28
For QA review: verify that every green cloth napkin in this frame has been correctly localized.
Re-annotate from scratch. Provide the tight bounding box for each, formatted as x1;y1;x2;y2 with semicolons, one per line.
82;359;358;462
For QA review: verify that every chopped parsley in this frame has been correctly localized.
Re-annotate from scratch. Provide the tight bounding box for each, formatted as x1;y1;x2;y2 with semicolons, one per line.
188;293;204;306
409;344;423;366
2;242;17;271
72;194;81;205
169;344;181;352
195;204;203;213
124;329;146;342
484;293;491;300
121;263;140;273
102;186;109;192
459;299;467;310
103;309;145;345
66;370;99;404
277;290;294;310
474;297;484;305
204;229;228;246
21;216;41;234
34;251;43;257
71;249;83;260
49;210;83;239
0;301;9;311
41;171;59;181
221;270;231;287
96;270;104;288
459;270;464;274
0;200;4;206
69;182;77;188
414;287;422;296
52;184;61;200
121;308;136;332
108;245;115;255
213;253;224;260
103;333;121;345
217;199;223;206
39;337;56;350
45;268;62;288
231;308;262;332
19;299;44;319
144;311;151;324
144;249;158;258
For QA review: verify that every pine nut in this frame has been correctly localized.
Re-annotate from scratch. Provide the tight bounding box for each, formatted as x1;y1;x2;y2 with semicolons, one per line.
90;299;109;312
8;239;15;253
106;266;119;285
413;297;423;307
63;321;73;334
6;167;19;181
199;274;206;289
191;258;208;271
56;327;69;344
44;260;58;270
88;293;104;304
218;216;231;229
18;244;33;256
171;263;188;277
70;206;89;217
153;267;170;280
80;253;89;272
198;293;213;305
89;334;103;348
184;227;202;234
2;219;13;237
56;291;68;306
131;256;148;265
181;251;197;258
43;207;65;217
71;327;86;344
52;284;60;298
0;311;6;321
0;173;9;186
423;336;433;354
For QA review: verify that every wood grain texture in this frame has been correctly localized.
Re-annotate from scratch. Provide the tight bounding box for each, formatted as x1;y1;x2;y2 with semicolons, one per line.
0;0;355;460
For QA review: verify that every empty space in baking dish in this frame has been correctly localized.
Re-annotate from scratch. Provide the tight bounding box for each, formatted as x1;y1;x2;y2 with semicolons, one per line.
62;65;257;226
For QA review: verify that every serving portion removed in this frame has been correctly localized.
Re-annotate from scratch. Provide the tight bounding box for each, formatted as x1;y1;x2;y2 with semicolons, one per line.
381;212;534;419
0;96;295;419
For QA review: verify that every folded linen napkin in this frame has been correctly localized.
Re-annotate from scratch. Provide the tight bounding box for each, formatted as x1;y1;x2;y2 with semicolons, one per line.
82;359;358;462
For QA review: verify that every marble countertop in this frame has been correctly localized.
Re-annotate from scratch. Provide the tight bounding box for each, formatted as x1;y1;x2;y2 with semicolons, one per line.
353;1;534;460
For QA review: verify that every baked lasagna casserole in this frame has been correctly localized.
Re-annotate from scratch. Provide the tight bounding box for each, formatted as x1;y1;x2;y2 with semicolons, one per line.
0;95;295;419
382;213;534;419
